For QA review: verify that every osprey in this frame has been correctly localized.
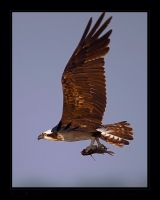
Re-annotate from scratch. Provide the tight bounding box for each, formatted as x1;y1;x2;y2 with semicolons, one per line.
38;12;133;156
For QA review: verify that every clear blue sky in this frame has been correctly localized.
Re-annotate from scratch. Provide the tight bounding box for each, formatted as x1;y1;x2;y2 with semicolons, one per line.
12;12;147;187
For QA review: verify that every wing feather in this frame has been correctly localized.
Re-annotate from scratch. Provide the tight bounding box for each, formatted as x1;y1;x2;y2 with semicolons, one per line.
60;13;112;130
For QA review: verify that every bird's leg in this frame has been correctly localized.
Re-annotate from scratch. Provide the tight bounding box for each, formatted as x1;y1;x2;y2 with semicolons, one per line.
85;137;97;152
96;138;107;150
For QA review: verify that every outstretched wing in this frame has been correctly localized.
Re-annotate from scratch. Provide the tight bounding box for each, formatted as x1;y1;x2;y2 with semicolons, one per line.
60;13;112;130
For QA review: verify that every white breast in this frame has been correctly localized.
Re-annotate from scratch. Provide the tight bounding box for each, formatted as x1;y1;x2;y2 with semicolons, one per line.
57;130;93;142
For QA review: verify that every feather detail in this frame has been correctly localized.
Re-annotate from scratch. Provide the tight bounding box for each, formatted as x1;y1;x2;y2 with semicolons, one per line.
59;13;112;129
97;121;133;148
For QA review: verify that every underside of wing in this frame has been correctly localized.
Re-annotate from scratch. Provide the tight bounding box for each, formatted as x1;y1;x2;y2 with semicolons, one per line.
59;13;112;131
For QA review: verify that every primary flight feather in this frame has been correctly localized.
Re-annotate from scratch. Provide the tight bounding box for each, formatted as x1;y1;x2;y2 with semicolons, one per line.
38;13;133;156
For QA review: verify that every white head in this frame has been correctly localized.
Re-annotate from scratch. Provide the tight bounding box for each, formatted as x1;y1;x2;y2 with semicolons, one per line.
37;129;58;141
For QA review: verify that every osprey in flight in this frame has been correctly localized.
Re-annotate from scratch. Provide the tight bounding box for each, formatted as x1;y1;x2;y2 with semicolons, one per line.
38;13;133;156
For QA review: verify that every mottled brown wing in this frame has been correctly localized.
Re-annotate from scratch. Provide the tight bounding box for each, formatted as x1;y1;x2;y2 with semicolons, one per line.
60;13;112;130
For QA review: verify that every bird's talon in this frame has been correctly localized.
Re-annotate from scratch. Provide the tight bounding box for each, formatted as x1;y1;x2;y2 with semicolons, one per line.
98;144;107;150
85;145;97;152
103;145;107;150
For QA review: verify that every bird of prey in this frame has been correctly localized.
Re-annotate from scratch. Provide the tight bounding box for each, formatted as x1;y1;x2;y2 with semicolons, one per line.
38;12;133;156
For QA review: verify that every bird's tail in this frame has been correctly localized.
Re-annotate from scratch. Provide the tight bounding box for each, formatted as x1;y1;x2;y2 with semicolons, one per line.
97;121;133;148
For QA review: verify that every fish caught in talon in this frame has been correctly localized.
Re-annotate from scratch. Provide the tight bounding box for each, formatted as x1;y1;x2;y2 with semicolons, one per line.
81;145;115;156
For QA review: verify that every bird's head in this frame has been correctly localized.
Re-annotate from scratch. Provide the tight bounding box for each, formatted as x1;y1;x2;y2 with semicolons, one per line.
37;129;58;141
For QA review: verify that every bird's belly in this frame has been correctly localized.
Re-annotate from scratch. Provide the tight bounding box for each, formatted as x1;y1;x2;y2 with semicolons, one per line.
57;130;93;142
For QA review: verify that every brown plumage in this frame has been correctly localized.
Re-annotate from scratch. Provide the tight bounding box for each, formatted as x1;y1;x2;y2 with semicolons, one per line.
60;13;112;129
38;13;133;155
99;121;133;148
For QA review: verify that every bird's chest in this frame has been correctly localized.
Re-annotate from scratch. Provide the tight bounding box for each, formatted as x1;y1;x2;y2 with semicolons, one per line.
57;130;92;142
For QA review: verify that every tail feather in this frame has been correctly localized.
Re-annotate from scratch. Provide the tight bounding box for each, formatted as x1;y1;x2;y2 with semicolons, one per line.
97;121;133;148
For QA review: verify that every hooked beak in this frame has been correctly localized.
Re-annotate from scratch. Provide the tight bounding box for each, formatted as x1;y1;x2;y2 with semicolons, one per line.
37;134;44;140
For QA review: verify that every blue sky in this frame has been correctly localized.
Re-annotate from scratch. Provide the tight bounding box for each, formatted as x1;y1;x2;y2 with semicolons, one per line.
12;12;147;187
